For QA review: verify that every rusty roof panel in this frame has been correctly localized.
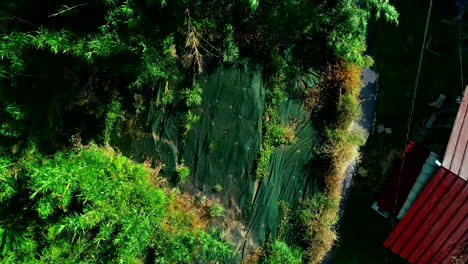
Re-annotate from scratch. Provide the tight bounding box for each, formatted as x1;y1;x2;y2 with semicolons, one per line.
384;167;468;263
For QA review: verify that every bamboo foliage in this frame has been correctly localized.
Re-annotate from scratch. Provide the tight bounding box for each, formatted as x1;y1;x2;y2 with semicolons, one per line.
0;145;231;263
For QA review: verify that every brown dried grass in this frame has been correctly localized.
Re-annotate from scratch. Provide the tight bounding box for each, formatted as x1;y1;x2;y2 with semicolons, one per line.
239;248;263;264
185;10;204;73
304;224;337;264
162;191;208;235
304;60;362;112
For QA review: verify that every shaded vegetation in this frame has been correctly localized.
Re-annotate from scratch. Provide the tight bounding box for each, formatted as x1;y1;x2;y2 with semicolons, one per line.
255;56;296;179
0;0;399;262
176;160;190;183
334;0;468;263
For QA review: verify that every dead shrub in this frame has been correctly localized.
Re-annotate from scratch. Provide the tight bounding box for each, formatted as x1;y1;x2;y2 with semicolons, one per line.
239;248;263;264
163;191;208;234
303;60;361;115
323;60;362;96
343;62;363;96
304;86;322;114
283;123;297;143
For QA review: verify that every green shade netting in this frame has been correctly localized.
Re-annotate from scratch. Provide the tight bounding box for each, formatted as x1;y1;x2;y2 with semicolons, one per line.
112;60;320;260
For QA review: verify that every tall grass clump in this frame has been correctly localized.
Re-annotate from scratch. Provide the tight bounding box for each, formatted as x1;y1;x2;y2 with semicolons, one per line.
297;193;339;263
300;59;366;263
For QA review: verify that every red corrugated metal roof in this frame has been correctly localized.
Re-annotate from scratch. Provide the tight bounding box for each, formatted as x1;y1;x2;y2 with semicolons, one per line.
377;141;430;215
443;86;468;180
383;167;468;263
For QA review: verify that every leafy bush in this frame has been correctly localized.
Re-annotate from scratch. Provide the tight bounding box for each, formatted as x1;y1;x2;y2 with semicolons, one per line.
213;184;223;193
0;103;25;139
209;203;224;217
183;111;200;135
241;240;302;264
256;56;295;179
256;118;295;178
103;99;121;144
223;24;240;63
277;201;291;240
256;145;274;179
0;145;231;263
182;83;203;108
176;161;190;182
262;240;302;264
335;94;362;130
160;89;175;107
328;0;398;65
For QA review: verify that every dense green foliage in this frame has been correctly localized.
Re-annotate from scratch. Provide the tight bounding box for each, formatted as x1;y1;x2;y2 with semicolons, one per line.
0;0;398;263
241;240;302;264
208;203;224;217
103;99;122;144
262;240;303;264
0;145;230;263
0;103;25;140
0;0;398;87
176;161;190;182
0;0;398;147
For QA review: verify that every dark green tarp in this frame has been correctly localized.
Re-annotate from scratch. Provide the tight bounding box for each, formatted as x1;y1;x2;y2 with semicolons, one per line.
112;60;320;260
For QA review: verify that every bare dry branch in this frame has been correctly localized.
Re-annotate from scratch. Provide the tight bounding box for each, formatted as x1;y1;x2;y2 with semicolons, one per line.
49;3;91;17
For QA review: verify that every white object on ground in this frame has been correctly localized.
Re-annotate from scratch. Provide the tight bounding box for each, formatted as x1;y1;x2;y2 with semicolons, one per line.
377;124;385;133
